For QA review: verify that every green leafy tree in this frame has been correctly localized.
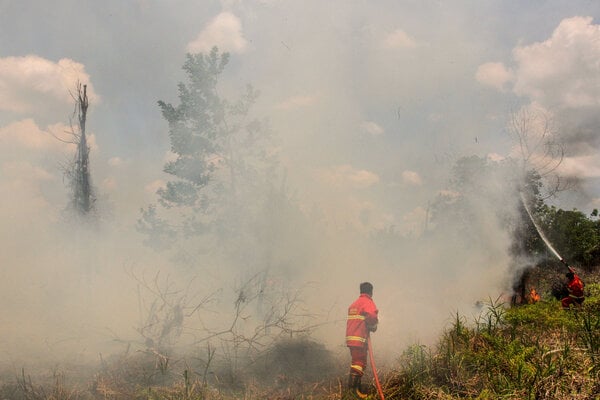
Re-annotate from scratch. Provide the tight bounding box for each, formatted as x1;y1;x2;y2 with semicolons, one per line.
137;48;285;265
536;206;600;268
511;169;547;259
134;50;323;378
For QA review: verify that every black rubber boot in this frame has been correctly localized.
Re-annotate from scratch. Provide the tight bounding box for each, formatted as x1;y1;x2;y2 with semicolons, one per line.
348;373;355;390
347;373;368;399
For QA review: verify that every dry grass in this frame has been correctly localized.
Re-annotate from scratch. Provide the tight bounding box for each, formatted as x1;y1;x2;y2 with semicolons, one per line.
3;267;600;399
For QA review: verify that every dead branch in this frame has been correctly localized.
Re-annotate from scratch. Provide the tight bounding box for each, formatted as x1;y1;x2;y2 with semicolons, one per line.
508;106;569;198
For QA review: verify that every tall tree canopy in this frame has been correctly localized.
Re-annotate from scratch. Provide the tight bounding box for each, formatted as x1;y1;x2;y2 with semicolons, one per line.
138;48;281;260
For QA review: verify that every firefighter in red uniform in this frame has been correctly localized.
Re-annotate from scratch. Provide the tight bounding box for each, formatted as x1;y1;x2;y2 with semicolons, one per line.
561;268;585;309
346;282;378;399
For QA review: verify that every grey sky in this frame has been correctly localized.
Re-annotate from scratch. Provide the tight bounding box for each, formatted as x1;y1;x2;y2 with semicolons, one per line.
3;1;599;222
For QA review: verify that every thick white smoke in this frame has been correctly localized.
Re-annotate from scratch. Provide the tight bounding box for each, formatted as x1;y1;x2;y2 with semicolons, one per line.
0;1;599;381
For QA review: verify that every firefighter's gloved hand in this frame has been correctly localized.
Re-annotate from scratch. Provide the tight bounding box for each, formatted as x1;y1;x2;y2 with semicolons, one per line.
368;324;377;332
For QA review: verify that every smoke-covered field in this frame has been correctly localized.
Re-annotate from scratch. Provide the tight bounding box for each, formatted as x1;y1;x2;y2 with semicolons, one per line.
1;1;600;396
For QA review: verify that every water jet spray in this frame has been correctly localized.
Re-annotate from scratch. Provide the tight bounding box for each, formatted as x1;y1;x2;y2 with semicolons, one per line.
519;192;572;272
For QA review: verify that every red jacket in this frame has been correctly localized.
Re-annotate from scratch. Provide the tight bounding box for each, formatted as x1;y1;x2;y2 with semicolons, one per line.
346;293;378;347
567;275;584;298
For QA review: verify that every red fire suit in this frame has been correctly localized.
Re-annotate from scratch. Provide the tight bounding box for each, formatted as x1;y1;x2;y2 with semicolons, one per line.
562;274;585;309
346;293;378;376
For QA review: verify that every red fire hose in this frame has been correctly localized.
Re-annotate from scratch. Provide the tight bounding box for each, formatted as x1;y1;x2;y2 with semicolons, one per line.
368;337;385;400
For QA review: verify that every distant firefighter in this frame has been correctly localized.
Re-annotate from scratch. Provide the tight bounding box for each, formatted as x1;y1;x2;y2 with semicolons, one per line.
561;268;585;309
528;287;540;304
346;282;379;399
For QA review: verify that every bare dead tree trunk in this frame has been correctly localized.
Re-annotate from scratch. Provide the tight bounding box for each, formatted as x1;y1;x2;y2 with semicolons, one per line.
71;83;94;215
